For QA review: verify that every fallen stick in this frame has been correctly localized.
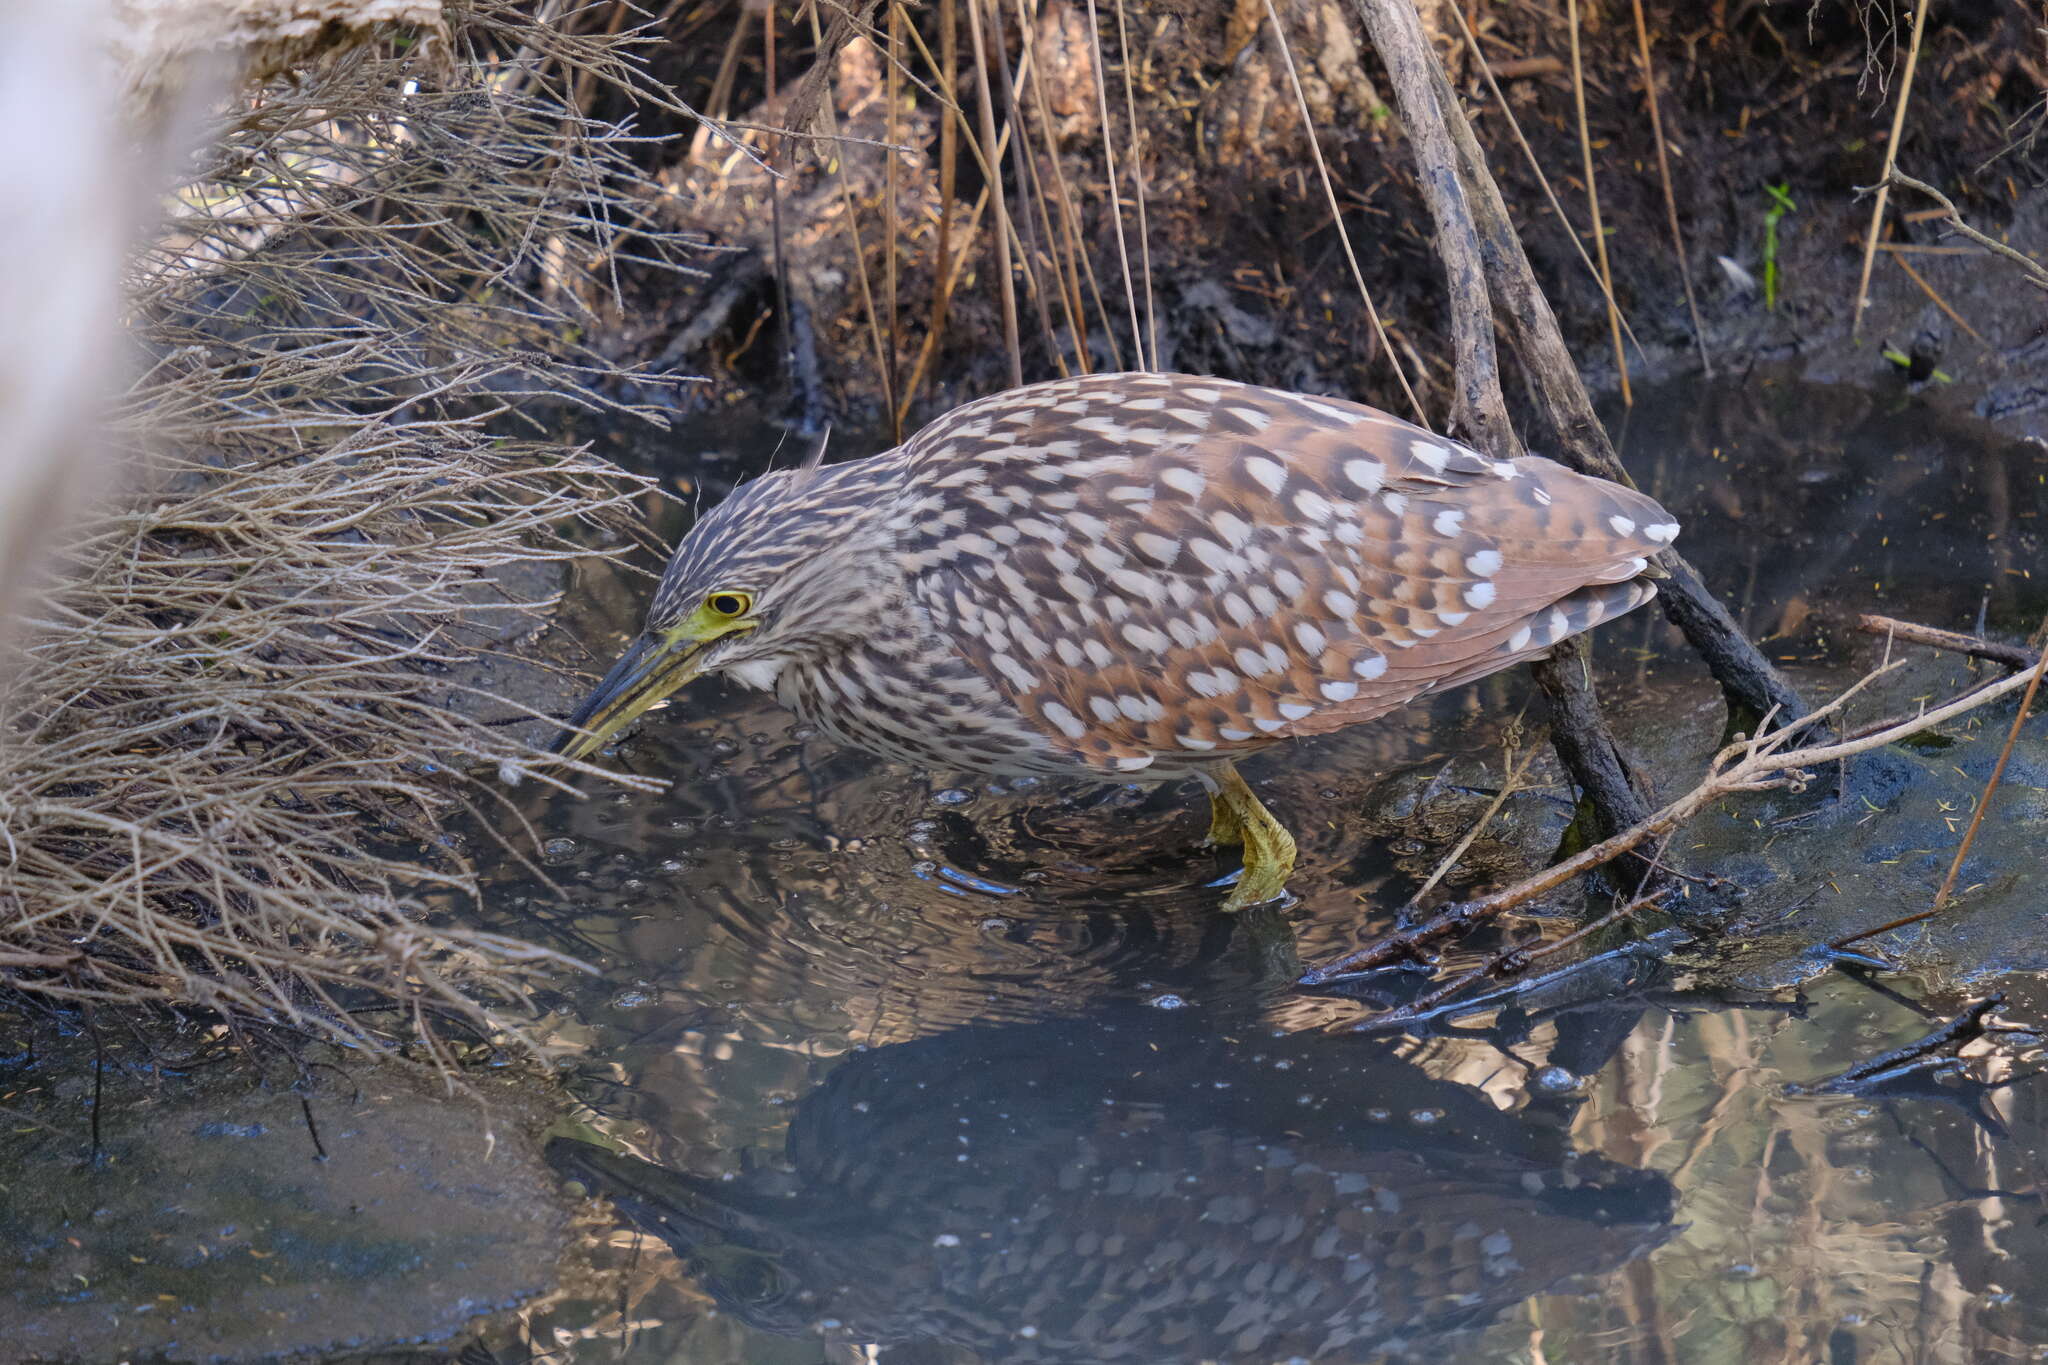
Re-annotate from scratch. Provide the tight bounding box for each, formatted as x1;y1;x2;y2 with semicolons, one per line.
1855;613;2039;671
1302;660;2038;984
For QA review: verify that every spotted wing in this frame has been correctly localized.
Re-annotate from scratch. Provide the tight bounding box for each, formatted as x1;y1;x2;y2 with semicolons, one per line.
891;373;1675;775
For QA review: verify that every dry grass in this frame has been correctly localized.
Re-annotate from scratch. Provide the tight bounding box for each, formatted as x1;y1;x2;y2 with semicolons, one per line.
0;0;700;1056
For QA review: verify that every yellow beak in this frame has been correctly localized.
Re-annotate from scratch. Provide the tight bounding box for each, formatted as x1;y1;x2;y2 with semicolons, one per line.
549;633;710;762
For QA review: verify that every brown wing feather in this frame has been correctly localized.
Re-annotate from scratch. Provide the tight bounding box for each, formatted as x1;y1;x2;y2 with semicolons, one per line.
894;373;1676;775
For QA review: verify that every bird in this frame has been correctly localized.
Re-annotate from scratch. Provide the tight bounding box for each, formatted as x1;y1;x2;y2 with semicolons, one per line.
551;372;1678;909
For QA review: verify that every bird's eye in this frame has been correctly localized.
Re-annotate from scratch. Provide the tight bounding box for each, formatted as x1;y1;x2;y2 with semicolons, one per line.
706;591;751;618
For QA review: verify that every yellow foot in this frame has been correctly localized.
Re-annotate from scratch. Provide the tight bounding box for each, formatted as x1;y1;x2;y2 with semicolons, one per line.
1204;789;1244;848
1211;764;1297;911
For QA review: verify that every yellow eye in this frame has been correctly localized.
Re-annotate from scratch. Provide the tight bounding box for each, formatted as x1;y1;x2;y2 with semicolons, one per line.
705;591;751;618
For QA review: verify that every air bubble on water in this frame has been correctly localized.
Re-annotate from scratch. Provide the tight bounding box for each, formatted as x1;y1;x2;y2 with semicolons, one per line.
1146;993;1188;1011
1531;1065;1583;1095
931;787;975;807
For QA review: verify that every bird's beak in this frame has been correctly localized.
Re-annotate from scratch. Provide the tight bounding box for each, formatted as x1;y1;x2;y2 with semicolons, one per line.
550;630;712;762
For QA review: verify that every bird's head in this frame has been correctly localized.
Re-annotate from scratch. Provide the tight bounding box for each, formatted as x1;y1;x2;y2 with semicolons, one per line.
550;463;890;762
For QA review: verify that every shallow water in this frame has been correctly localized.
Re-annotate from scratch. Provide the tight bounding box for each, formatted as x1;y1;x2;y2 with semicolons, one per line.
471;373;2048;1364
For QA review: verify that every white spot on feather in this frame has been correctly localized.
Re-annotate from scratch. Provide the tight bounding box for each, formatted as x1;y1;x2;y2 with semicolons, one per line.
1245;456;1288;495
1608;515;1637;537
1410;439;1450;472
1433;509;1465;537
1040;701;1087;739
1320;680;1358;701
1465;582;1497;609
1354;654;1388;680
1343;459;1384;493
1645;522;1680;542
1467;549;1503;577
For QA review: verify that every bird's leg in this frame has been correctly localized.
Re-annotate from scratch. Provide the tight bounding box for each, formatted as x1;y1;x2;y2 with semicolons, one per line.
1212;763;1296;911
1204;787;1244;848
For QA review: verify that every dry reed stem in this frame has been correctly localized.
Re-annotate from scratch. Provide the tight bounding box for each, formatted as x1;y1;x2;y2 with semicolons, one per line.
1441;2;1643;362
965;0;1025;387
1629;0;1710;375
1110;0;1157;370
1082;0;1147;368
1566;0;1630;405
2;2;696;1055
1851;0;1932;339
1888;251;1989;346
1836;639;2048;947
1265;0;1426;425
884;2;904;438
803;3;898;421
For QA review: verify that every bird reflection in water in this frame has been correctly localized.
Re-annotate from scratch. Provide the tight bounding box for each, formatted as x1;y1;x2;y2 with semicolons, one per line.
551;1006;1675;1363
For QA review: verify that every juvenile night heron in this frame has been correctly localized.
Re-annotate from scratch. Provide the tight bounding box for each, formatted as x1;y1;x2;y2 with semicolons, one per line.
553;373;1677;908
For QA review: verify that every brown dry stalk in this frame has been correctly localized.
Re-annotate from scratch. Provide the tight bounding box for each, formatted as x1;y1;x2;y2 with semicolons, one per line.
1110;0;1157;369
964;0;1024;387
1082;0;1147;367
1629;0;1711;375
1264;0;1426;424
1440;2;1643;361
1566;0;1630;405
1855;613;2038;670
1852;0;1933;339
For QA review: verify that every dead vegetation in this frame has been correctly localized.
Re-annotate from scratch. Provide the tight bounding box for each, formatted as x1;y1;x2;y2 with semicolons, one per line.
0;1;701;1053
566;0;2043;428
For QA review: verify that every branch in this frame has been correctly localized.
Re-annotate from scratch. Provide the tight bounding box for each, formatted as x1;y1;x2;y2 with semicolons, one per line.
1302;661;2036;984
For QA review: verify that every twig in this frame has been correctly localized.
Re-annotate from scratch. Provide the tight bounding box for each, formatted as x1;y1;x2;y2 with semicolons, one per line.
1304;660;2034;983
1888;251;1989;346
1881;169;2048;291
1835;638;2048;948
1566;0;1629;405
1854;613;2038;671
1110;0;1157;371
1401;734;1545;912
1082;0;1146;368
1851;0;1932;340
1629;0;1710;375
1269;0;1426;425
963;0;1023;388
